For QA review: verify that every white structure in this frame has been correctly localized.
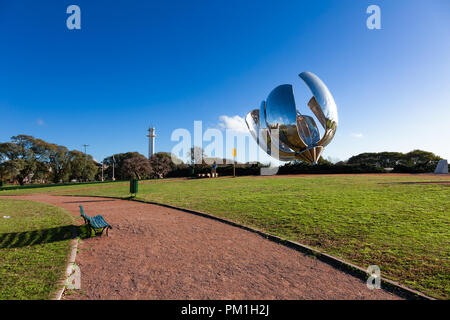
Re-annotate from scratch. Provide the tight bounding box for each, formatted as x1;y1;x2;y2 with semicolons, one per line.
434;159;448;174
147;127;156;159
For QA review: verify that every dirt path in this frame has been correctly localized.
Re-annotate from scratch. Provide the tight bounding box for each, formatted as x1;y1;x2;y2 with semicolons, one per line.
1;195;401;300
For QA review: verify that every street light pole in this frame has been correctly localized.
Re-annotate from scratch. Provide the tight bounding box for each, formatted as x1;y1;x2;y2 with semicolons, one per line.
112;155;116;181
83;144;89;182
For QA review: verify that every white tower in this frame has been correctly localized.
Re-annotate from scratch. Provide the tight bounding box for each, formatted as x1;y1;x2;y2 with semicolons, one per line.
147;127;156;159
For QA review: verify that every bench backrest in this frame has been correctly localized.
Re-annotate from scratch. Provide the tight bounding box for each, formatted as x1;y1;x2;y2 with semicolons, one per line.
79;205;111;229
79;205;89;219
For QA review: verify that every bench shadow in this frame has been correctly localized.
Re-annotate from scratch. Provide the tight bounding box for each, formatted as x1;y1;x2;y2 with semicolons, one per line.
0;225;92;249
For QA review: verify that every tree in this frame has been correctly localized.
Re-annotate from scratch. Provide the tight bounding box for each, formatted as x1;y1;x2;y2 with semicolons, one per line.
153;152;185;171
0;136;44;185
0;135;104;184
348;152;403;168
0;161;12;183
346;150;442;173
121;155;151;180
47;144;70;183
103;152;143;180
149;153;172;178
33;161;51;183
393;150;442;173
400;150;441;166
67;150;98;182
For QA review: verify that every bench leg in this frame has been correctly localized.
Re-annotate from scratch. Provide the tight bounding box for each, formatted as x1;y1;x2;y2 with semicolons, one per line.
87;224;111;237
97;227;108;236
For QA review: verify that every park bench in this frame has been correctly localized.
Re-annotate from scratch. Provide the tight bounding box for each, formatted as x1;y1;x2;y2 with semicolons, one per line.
79;205;112;236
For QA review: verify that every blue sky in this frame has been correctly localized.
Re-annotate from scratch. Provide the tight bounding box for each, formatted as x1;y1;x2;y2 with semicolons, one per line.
1;0;449;164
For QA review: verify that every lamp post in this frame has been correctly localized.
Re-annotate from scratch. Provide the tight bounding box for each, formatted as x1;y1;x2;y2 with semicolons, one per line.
112;155;116;181
83;144;89;182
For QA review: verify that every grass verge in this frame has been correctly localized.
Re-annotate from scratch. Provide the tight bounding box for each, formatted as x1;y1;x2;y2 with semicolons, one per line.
0;199;76;300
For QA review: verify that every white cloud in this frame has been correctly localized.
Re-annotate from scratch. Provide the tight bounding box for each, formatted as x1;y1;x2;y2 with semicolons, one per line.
36;118;45;126
218;115;248;133
350;133;364;138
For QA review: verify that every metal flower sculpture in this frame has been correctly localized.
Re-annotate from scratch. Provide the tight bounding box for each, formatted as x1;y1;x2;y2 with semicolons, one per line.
245;72;338;164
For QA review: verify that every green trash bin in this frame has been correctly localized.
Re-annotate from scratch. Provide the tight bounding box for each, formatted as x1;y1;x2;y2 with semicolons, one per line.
130;179;138;195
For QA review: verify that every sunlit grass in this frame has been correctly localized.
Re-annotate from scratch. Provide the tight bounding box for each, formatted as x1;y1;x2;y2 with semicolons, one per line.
0;200;76;300
1;174;449;298
65;175;449;299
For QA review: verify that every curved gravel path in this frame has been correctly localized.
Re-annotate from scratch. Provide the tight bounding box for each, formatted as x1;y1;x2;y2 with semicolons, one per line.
1;195;401;300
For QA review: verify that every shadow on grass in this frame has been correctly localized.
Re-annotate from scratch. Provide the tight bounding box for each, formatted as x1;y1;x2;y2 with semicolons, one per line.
0;224;93;249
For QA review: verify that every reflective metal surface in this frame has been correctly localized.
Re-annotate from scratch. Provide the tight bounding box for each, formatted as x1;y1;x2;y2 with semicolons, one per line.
245;71;338;164
265;85;308;152
299;72;338;148
245;101;297;161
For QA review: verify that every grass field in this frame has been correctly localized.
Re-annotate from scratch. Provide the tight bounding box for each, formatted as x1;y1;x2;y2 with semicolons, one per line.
0;181;122;196
1;174;449;298
0;200;76;300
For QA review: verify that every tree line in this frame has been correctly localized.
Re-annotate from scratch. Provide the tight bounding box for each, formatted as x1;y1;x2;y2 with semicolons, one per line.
345;150;443;173
168;149;446;176
0;135;185;185
0;135;446;186
0;135;99;184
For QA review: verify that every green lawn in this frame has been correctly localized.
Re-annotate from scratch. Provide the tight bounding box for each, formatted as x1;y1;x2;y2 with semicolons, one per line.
1;174;449;299
0;199;76;300
66;175;449;299
0;181;124;196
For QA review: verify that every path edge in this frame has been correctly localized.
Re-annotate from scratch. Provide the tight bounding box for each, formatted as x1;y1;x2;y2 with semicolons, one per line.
52;226;79;300
64;194;434;300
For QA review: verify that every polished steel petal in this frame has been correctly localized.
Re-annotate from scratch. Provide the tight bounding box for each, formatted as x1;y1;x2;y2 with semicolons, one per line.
265;85;308;151
260;99;297;154
245;107;296;161
245;109;270;154
295;146;323;164
299;72;338;147
259;101;268;129
296;111;320;147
